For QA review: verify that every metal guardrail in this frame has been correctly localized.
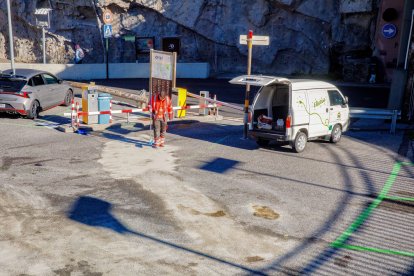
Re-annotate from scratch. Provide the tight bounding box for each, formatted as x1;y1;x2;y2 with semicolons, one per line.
350;108;401;134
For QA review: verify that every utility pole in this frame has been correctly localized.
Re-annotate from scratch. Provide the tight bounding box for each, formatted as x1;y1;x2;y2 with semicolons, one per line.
6;0;16;75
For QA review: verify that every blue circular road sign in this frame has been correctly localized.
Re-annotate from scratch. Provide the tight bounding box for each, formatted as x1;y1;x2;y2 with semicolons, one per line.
382;23;397;39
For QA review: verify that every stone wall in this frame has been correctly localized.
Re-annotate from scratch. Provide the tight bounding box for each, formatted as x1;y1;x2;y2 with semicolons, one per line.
0;0;380;76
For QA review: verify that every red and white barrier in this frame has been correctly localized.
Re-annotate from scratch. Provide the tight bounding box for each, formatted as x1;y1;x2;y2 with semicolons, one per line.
64;103;221;118
70;99;75;128
76;102;80;128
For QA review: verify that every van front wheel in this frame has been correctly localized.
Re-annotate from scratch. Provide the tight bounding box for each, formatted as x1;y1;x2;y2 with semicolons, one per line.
293;132;307;153
330;124;342;143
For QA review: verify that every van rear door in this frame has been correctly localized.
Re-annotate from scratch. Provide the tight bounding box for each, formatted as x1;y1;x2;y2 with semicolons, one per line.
229;75;290;87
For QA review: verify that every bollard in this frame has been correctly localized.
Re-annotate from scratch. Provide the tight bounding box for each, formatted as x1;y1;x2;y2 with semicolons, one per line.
213;94;219;118
199;91;209;116
71;99;75;129
76;101;80;129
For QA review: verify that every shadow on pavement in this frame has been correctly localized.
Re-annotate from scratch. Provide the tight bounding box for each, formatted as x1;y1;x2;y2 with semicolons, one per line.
68;196;265;275
168;120;258;151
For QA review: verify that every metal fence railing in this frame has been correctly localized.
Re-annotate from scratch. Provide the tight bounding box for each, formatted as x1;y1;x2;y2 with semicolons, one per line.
350;108;401;134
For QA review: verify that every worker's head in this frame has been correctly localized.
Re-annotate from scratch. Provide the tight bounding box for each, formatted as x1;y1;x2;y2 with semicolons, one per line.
75;44;80;49
159;90;167;100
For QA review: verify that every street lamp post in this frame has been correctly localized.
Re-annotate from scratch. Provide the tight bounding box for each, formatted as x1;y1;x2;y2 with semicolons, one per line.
6;0;16;75
35;8;52;64
42;27;46;64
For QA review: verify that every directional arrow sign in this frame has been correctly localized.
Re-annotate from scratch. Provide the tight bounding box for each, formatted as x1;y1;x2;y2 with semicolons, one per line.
239;35;270;46
382;23;397;39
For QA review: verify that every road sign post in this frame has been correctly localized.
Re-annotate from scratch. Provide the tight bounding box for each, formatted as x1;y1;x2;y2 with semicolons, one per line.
243;30;253;139
239;31;270;139
102;10;113;79
103;24;112;79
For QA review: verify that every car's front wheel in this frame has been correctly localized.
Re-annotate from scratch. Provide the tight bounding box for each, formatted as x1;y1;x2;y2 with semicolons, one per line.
63;89;73;107
27;100;40;119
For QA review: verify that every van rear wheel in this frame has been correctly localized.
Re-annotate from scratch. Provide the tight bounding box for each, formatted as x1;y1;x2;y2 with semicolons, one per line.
330;124;342;143
256;138;270;147
293;132;307;153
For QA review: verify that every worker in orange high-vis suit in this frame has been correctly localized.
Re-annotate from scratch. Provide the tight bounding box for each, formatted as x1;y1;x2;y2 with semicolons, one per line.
151;90;173;148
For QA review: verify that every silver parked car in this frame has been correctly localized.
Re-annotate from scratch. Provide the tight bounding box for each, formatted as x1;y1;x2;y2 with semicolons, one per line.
0;69;73;119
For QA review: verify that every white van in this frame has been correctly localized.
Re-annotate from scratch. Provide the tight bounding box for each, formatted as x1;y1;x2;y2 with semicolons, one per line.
230;75;350;152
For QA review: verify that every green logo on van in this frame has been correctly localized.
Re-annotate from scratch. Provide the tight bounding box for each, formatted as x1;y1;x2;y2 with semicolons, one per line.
313;98;326;108
297;99;329;128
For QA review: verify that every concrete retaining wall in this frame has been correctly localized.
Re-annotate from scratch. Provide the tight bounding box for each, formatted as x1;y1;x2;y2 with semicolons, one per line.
0;62;210;80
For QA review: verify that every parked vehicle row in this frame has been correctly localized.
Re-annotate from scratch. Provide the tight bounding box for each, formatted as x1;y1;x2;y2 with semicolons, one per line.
0;69;73;119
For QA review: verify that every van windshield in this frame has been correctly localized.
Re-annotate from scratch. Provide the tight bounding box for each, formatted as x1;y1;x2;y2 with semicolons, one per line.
0;77;26;92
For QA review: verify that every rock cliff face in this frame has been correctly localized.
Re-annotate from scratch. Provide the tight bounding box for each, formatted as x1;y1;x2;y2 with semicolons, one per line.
0;0;379;76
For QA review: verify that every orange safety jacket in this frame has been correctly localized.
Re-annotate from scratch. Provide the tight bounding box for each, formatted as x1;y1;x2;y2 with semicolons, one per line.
151;94;173;121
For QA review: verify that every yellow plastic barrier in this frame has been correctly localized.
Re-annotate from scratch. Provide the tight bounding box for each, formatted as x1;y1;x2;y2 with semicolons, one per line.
81;84;89;124
177;87;187;118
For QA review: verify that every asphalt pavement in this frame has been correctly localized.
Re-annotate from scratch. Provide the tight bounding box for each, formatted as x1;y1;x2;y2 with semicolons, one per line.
0;93;413;275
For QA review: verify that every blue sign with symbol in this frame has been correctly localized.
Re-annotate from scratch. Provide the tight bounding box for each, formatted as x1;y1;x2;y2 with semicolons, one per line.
103;24;112;38
382;23;397;39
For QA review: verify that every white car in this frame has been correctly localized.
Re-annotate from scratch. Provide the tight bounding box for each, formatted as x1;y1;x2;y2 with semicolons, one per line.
0;69;73;119
230;75;350;152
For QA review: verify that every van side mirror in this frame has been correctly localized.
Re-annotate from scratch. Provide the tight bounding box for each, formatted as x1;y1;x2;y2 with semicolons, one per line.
58;79;63;84
344;96;349;105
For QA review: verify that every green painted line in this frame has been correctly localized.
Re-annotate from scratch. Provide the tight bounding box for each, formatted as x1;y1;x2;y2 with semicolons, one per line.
384;196;414;202
331;162;402;246
333;244;414;257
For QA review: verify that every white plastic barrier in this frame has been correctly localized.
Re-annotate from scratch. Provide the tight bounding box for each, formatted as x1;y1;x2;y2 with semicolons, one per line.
0;62;210;79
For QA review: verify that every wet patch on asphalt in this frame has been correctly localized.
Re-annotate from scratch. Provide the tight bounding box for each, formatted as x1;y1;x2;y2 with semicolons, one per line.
252;205;280;220
178;204;226;217
53;260;103;276
245;256;265;263
0;157;32;171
